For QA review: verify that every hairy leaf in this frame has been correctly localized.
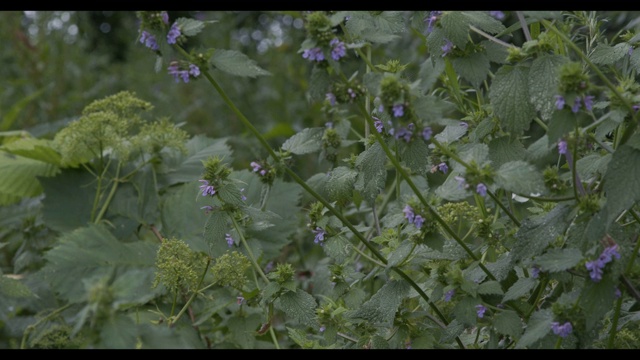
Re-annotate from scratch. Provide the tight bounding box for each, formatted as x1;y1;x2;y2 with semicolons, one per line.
210;49;271;78
603;134;640;225
440;11;471;48
355;142;386;205
580;276;616;331
348;280;409;326
490;65;535;135
535;248;582;273
399;139;431;176
494;310;523;339
281;127;324;155
477;280;504;295
488;136;527;169
175;17;205;37
495;160;545;195
344;11;405;44
515;308;553;348
451;50;490;88
160;135;232;186
0;152;59;203
1;137;62;166
590;42;631;65
511;204;572;265
529;55;567;121
40;168;94;233
276;288;319;328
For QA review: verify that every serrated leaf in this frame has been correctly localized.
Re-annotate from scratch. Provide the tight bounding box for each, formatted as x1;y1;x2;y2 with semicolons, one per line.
435;123;468;143
281;127;324;155
603;134;640;225
138;323;205;349
526;134;551;161
160;135;232;186
494;310;523;339
309;66;331;103
387;240;414;268
451;50;490;88
203;210;230;256
590;42;631;65
528;55;567;121
399;139;431;176
0;152;59;202
287;327;316;349
464;11;507;35
511;204;572;265
326;166;357;203
547;108;577;145
413;95;455;123
435;170;469;201
344;11;405;44
348;280;409;326
481;40;509;64
418;57;445;92
576;153;610;181
355;142;386;204
503;277;537;302
477;280;504;295
495;160;545;195
440;11;471;48
227;313;262;349
488;136;526;169
535;248;582;273
0;276;34;298
453;296;480;327
98;314;138;349
175;17;205;37
217;182;245;207
579;276;616;331
161;182;210;252
40;168;94;233
210;49;271;78
276;288;319;328
440;319;465;343
515;308;553;349
1;137;62;166
39;224;159;302
490;65;535;135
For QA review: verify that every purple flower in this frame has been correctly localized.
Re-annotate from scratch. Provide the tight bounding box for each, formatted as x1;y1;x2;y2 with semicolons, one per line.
325;121;333;128
319;325;326;333
489;11;505;20
437;162;448;174
557;140;568;155
571;97;581;113
531;266;541;278
199;179;216;196
583;95;594;111
403;205;416;223
330;38;347;60
225;233;234;247
161;11;169;25
312;227;327;245
441;40;454;57
414;215;425;229
240;188;247;201
425;11;441;33
373;118;384;133
347;88;356;99
615;288;622;298
302;47;325;62
634;104;640;112
167;22;181;44
326;92;336;106
395;126;413;142
422;127;432;141
585;259;604;282
599;244;621;263
444;289;455;302
392;104;404;117
188;64;200;77
250;161;263;173
454;175;467;189
551;321;573;338
555;95;565;110
475;304;487;318
476;183;487;197
140;31;159;51
168;63;192;83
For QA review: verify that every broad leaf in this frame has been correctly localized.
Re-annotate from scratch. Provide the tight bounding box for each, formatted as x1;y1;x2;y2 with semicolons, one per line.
160;135;232;186
451;50;490;88
276;288;319;328
40;168;94;233
503;277;537;302
493;310;523;339
344;11;405;44
535;248;582;273
355;142;387;204
348;280;409;327
603;134;640;225
515;308;553;349
528;55;567;121
210;49;271;78
495;160;545;195
281;127;324;155
490;65;535;135
488;136;527;169
590;42;631;65
0;152;59;202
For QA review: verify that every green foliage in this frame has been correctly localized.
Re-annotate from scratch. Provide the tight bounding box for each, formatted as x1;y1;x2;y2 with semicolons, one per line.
209;49;271;78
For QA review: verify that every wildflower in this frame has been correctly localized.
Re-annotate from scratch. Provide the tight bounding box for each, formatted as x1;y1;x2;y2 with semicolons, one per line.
442;39;454;57
264;261;274;273
444;289;455;302
167;22;181;44
489;11;505;20
425;11;441;33
392;104;404;117
531;265;541;278
347;88;356;99
330;38;346;60
188;64;200;77
240;188;247;201
551;321;573;338
476;183;487;197
422;127;432;141
161;11;169;25
615;288;622;298
378;104;384;113
583;95;594;111
237;296;245;305
373;118;384;133
476;304;487;318
325;121;333;128
438;162;449;174
557;140;568;155
571;97;581;113
454;175;467;189
250;161;263;173
585;259;604;282
225;233;234;247
403;205;415;223
313;227;327;245
555;95;565;110
599;244;621;263
140;30;159;51
319;326;326;333
634;104;640;112
199;179;216;196
326;92;336;106
302;47;325;62
413;215;425;229
168;63;193;83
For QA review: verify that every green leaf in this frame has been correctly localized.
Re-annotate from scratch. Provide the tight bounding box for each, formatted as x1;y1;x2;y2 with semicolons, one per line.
227;313;262;349
0;275;34;298
515;308;553;349
417;57;445;92
495;160;545;195
287;327;316;349
451;50;490;88
399;139;431;176
1;137;62;166
503;277;537;302
440;319;464;343
160;135;232;186
576;153;610;181
40;168;94;233
323;234;351;263
481;40;509;64
547;108;577;145
203;210;230;257
175;17;205;37
603;134;640;225
452;296;480;327
535;248;583;273
436;170;469;201
217;182;245;207
348;280;409;326
434;123;468;143
0;152;59;203
440;11;471;48
210;49;271;78
386;240;414;268
281;127;324;155
309;66;331;103
99;315;138;349
39;224;159;302
276;288;319;328
344;11;405;44
590;42;631;65
477;280;504;295
326;166;357;203
490;65;536;135
494;310;523;339
488;136;527;169
162;182;210;252
465;11;506;34
138;323;205;349
528;55;567;121
510;204;572;265
355;142;387;205
413;95;455;123
579;276;616;331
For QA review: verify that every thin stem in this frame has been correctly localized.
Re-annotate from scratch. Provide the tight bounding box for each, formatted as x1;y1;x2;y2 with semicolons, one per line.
469;25;514;48
94;162;122;223
169;258;212;327
516;11;532;42
231;215;269;283
486;190;521;227
20;303;73;349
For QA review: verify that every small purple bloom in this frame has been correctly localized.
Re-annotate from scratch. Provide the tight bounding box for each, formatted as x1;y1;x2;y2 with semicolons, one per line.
302;47;325;62
161;11;169;25
392;104;404;117
531;266;541;278
140;31;159;51
240;188;247;201
438;162;448;174
425;11;441;33
557;140;568;155
476;183;487;197
188;64;200;77
319;325;326;333
571;97;581;113
476;304;487;318
373;118;384;133
551;321;573;338
454;175;467;189
259;169;266;176
250;161;262;173
167;22;181;44
615;288;622;298
422;127;432;141
378;104;384;113
326;92;336;106
347;88;356;99
489;11;505;20
330;38;347;60
600;244;621;263
325;121;333;128
313;227;327;245
225;233;234;247
414;215;425;229
441;39;454;57
444;289;455;302
199;179;216;196
459;122;468;129
403;205;415;223
585;259;604;282
395;126;413;142
555;95;565;110
583;95;594;111
634;104;640;112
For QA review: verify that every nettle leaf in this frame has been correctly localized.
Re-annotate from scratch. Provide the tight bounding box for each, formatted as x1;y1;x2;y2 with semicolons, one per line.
526;135;552;161
528;55;567;121
1;137;62;166
436;170;469;201
495;160;545;195
386;240;414;268
481;40;509;64
326;166;358;203
577;153;611;181
344;11;405;44
418;57;445;92
309;66;331;103
39;224;158;302
217;182;245;208
162;182;210;252
413;95;455;123
40;168;94;233
490;65;535;135
488;136;527;169
210;49;271;78
535;248;582;273
434;123;468;143
138;323;204;349
547;109;577;145
477;280;504;295
440;11;471;48
281;127;324;155
323;234;351;263
99;314;138;349
493;310;523;339
452;49;491;89
276;288;319;328
227;313;262;349
203;210;230;256
175;17;205;37
160;135;232;186
511;204;572;265
452;296;480;327
590;42;632;65
515;308;553;349
580;276;616;331
0;275;33;298
0;152;59;202
503;277;537;302
348;280;409;327
603;134;640;225
399;139;431;176
440;319;465;343
355;142;387;204
631;47;640;73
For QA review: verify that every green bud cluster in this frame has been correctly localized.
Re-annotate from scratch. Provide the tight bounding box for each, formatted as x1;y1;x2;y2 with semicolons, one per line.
379;75;410;111
202;156;232;184
153;237;206;295
210;251;251;289
136;11;169;32
543;166;568;193
331;81;366;104
308;201;327;227
558;62;590;95
29;325;84;349
304;12;335;46
270;263;295;284
375;59;408;74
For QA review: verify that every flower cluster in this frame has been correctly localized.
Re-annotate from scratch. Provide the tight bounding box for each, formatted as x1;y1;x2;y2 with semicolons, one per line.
441;39;454;57
225;233;234;247
557;140;568;155
585;244;620;282
167;22;181;44
432;162;448;174
395;123;414;142
140;31;159;51
551;321;573;338
425;11;442;33
444;289;455;302
302;47;325;62
392;104;404;117
198;179;216;197
168;62;200;83
475;304;487;318
403;204;425;229
422;127;432;141
555;94;595;113
330;38;347;60
312;227;327;246
250;161;268;176
489;11;505;20
455;176;488;197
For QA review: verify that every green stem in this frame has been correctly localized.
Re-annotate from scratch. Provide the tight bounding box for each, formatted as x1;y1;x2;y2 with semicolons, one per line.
231;215;269;283
169;257;212;327
20;303;73;349
94;162;122;223
487;190;521;227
